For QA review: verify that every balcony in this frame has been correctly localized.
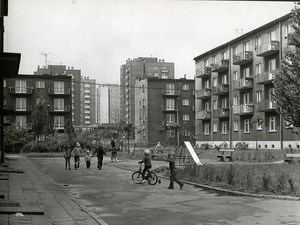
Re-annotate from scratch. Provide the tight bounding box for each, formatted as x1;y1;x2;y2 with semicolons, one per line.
287;33;300;46
232;77;253;90
9;87;33;95
195;89;211;99
195;67;211;78
9;105;33;113
162;106;178;112
161;89;180;96
257;100;276;112
48;88;71;96
233;104;254;115
256;70;278;84
256;41;279;57
212;84;229;95
213;108;230;118
233;51;253;65
48;105;72;113
196;111;211;120
211;59;229;72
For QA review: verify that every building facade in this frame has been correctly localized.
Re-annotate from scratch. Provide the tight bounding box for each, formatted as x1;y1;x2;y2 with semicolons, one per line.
135;77;195;146
194;13;300;149
3;74;72;137
120;57;175;125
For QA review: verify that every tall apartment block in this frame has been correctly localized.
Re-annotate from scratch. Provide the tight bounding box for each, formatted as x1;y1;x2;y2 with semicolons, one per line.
120;57;175;125
97;84;120;124
3;74;72;139
35;65;97;129
135;77;195;146
194;13;300;150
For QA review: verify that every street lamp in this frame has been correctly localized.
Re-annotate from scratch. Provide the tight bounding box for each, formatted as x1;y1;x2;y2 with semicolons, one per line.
176;98;180;146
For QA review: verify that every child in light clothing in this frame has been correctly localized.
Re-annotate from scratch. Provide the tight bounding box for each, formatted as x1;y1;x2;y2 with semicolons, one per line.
85;149;92;169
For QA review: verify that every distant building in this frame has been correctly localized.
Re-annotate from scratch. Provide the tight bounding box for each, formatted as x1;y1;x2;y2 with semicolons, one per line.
120;57;175;125
3;74;72;139
96;84;120;124
194;13;300;149
135;77;195;146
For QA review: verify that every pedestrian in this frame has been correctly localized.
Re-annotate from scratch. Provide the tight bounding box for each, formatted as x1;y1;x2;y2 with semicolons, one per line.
111;139;117;162
72;142;82;170
94;142;106;170
156;142;162;153
85;149;92;169
164;152;183;189
63;143;72;170
138;149;152;183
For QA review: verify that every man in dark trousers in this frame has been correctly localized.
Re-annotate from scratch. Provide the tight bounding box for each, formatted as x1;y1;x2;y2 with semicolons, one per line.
164;152;183;189
94;142;106;170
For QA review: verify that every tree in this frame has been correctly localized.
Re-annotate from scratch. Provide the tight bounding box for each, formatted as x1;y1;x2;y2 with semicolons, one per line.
31;102;48;145
4;125;34;146
64;119;76;145
273;3;300;134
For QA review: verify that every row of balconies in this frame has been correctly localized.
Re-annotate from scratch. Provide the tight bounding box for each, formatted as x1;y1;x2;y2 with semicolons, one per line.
8;87;71;96
196;100;276;120
3;105;72;113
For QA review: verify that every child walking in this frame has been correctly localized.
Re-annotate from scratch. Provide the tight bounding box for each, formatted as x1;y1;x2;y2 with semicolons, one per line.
85;149;92;169
63;143;72;170
72;142;82;170
164;152;183;189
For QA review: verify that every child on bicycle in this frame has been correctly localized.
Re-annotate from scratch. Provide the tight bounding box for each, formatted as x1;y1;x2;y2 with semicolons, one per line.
138;149;152;183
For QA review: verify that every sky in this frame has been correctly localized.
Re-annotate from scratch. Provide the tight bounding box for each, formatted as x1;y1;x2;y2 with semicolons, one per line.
4;0;295;85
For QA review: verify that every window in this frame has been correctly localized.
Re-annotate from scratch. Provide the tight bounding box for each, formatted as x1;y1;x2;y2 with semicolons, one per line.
213;100;218;110
16;116;26;128
3;97;6;106
243;67;250;78
154;72;159;77
269;30;277;41
37;134;45;142
233;46;238;55
221;74;228;84
204;123;210;135
269;116;276;132
183;114;190;121
221;121;227;134
211;56;216;65
234;121;238;131
257;119;263;130
285;24;292;37
213;78;217;87
54;81;64;94
243;41;250;51
166;83;175;95
182;84;189;90
182;130;191;136
204;101;210;111
36;81;45;88
256;63;262;75
54;116;64;129
162;74;168;79
244;119;250;133
233;71;238;81
84;84;90;88
142;99;146;107
243;93;250;104
255;36;262;47
233;96;238;106
166;99;175;110
221;98;228;108
221;51;227;60
166;114;175;124
204;80;210;89
269;58;277;74
213;122;217;132
16;98;26;111
3;80;6;87
148;73;152;77
54;98;64;111
15;80;26;93
204;59;208;67
182;99;189;106
256;91;262;102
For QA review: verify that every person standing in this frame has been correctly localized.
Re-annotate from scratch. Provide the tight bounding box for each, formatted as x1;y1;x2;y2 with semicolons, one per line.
72;142;82;170
94;142;106;170
110;139;117;162
164;153;183;189
63;143;72;170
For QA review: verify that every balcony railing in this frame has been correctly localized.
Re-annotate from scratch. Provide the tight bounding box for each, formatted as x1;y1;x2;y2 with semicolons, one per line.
233;51;253;65
287;33;299;46
257;100;276;112
213;108;230;118
9;87;33;95
255;70;279;84
256;41;279;57
161;89;180;96
48;105;71;113
232;77;253;90
196;111;211;120
212;84;229;95
211;59;229;72
48;88;71;95
162;106;178;112
232;104;254;115
195;67;211;78
195;89;211;99
9;105;33;113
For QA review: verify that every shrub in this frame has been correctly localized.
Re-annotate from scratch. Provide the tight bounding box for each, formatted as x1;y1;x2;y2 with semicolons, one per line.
227;164;235;185
200;143;210;150
235;142;249;150
262;173;272;191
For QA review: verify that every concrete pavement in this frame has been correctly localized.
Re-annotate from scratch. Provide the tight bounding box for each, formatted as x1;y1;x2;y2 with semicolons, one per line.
0;155;107;225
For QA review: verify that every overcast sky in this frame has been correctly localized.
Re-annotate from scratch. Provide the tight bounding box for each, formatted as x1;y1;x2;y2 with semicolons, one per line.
4;0;294;84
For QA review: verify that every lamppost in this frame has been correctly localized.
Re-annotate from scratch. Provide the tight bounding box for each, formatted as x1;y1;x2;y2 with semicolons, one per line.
124;123;132;154
176;98;180;146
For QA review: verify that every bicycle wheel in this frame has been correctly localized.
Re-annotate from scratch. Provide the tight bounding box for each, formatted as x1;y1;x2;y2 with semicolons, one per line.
132;171;143;184
148;172;158;185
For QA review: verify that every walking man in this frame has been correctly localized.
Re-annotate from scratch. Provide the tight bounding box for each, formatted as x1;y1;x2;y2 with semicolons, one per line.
164;152;183;189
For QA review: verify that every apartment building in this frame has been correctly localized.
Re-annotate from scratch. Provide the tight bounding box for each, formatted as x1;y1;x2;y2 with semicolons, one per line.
135;77;195;146
194;13;300;149
3;74;72;138
120;57;175;125
96;84;120;124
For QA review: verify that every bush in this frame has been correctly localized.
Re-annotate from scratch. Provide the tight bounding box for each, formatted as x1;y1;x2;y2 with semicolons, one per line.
235;142;249;150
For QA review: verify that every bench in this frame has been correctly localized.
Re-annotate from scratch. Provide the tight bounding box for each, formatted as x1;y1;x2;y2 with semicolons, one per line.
151;153;168;160
284;154;300;164
217;149;234;162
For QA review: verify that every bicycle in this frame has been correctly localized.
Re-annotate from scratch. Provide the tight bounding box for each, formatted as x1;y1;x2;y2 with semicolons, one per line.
132;164;160;185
